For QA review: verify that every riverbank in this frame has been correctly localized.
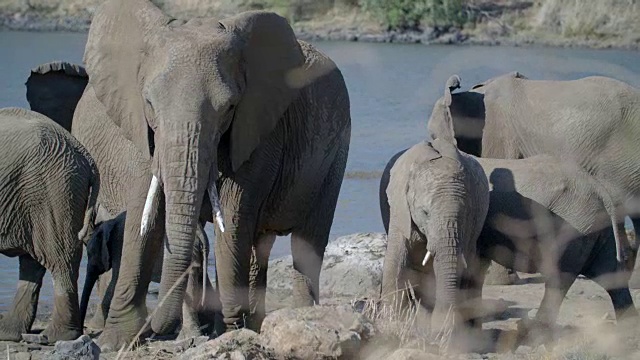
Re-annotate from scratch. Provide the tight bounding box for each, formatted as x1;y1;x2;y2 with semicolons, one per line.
1;0;640;50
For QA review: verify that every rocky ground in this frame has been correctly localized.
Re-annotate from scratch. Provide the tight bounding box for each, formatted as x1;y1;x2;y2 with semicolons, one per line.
2;232;640;359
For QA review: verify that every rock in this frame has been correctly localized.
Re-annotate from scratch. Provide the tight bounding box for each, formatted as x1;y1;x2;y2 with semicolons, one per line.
12;352;32;360
515;345;533;354
261;305;376;359
179;329;278;360
268;233;386;301
388;348;441;360
47;335;100;360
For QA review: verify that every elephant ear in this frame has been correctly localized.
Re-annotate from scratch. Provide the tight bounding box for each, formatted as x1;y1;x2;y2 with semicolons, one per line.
25;61;88;132
387;143;442;240
220;11;306;172
83;0;170;160
427;75;459;145
431;138;463;163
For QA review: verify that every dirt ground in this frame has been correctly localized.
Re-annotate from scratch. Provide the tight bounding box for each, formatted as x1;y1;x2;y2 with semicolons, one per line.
3;272;640;359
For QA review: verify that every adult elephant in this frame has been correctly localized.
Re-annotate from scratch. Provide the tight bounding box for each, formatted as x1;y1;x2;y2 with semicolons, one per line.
0;107;99;343
379;138;489;349
25;61;219;338
73;0;351;349
427;73;640;283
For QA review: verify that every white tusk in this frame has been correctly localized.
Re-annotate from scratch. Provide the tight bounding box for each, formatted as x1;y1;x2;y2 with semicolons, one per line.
209;181;225;233
422;250;432;266
460;254;468;269
140;175;160;236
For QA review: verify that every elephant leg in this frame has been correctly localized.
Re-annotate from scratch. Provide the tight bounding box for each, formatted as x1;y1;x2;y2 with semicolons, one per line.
627;217;640;288
524;273;575;345
87;270;113;330
97;176;165;351
42;246;83;343
0;255;46;341
460;256;490;328
249;233;276;331
290;146;347;308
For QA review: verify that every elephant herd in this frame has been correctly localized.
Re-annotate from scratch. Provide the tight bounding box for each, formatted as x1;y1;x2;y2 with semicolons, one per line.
1;0;640;353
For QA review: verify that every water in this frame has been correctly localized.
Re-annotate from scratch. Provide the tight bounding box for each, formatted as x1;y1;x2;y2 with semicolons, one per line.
1;30;640;311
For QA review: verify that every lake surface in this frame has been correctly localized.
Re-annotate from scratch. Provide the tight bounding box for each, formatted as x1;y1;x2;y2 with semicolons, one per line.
1;30;639;311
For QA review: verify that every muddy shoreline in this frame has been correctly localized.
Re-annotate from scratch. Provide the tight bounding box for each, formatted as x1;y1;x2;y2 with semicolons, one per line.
2;12;639;51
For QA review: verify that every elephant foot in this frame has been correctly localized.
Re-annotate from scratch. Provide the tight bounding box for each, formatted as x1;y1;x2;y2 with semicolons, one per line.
96;307;149;352
86;309;106;330
484;263;519;285
516;318;555;348
177;323;205;341
0;315;29;342
41;322;82;344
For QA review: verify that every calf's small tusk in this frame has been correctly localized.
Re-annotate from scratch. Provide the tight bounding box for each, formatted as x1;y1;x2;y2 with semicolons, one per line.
140;175;160;236
422;250;432;266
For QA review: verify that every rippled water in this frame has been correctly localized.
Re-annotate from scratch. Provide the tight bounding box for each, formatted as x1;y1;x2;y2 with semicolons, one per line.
1;30;639;310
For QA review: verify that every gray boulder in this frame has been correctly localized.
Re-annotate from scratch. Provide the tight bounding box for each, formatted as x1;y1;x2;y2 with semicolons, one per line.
267;232;386;300
46;335;100;360
260;305;376;360
179;329;279;360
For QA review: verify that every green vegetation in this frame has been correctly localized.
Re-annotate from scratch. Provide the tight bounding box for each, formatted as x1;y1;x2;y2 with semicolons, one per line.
360;0;471;31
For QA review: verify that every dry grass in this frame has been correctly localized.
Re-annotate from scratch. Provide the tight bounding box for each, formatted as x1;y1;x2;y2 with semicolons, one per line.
532;0;640;40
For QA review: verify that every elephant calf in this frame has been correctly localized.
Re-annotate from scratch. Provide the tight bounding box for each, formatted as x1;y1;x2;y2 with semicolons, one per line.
0;107;99;343
379;138;489;344
467;155;639;336
81;212;221;337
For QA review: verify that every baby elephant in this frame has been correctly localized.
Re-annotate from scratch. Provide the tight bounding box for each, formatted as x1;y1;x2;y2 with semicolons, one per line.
0;107;99;343
379;138;489;343
468;155;638;337
81;212;220;337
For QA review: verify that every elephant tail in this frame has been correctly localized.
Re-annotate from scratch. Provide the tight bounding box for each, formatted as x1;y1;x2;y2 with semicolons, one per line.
78;157;101;243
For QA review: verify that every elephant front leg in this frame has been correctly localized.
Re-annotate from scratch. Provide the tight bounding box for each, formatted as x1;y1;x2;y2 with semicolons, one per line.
248;233;276;330
0;255;46;341
97;176;165;351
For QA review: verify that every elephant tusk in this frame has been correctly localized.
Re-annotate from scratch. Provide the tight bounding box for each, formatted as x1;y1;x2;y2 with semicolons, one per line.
460;254;468;269
140;175;160;236
208;180;225;233
422;250;432;266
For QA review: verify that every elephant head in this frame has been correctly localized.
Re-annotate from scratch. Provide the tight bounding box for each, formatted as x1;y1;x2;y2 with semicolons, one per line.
25;61;88;132
80;214;119;328
83;0;307;333
427;72;528;157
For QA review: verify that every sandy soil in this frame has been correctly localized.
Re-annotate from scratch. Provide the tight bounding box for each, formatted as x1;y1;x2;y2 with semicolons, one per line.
3;274;640;358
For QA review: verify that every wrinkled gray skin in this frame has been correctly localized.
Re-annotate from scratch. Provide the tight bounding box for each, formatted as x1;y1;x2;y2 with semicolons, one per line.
25;61;88;133
427;73;640;285
80;212;219;337
25;61;219;339
72;0;350;349
379;138;489;343
470;155;638;339
0;107;99;343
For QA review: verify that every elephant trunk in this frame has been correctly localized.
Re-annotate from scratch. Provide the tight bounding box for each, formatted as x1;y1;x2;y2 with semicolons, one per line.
150;123;212;335
432;220;463;339
80;269;99;328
